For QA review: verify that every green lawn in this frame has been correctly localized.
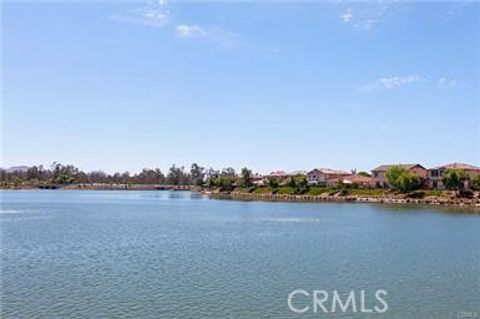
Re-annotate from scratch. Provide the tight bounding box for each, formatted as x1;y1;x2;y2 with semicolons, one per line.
306;187;333;196
275;186;296;195
252;187;273;194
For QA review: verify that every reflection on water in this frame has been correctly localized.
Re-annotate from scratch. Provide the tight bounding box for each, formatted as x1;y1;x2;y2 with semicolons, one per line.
375;203;480;215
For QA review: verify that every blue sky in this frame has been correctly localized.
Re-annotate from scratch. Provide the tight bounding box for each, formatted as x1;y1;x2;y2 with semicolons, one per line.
2;1;479;174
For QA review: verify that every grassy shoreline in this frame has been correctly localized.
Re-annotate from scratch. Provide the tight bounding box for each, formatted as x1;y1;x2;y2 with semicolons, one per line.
209;191;480;207
207;186;480;208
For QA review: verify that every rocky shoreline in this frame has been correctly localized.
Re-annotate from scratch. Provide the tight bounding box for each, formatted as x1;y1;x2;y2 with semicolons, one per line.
208;191;480;209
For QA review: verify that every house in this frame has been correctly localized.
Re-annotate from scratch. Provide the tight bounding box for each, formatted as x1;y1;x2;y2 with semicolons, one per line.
307;168;351;185
264;170;306;185
371;164;427;188
326;174;374;187
290;170;308;176
428;163;480;189
264;171;291;185
251;173;265;186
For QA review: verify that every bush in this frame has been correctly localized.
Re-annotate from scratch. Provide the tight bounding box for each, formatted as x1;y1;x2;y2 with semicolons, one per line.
266;177;279;188
306;187;332;196
471;175;480;191
338;189;350;196
252;187;272;194
348;189;386;197
235;187;255;194
276;186;296;195
424;190;443;197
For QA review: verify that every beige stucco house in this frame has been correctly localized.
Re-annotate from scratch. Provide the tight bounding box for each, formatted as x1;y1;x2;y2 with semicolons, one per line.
264;170;306;185
371;164;428;188
307;168;351;185
326;174;374;187
428;163;480;189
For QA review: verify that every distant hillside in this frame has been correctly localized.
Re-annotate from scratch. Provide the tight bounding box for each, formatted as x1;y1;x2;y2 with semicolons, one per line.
4;166;30;173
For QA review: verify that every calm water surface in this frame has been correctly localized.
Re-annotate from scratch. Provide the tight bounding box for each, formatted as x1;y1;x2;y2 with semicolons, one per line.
1;190;479;318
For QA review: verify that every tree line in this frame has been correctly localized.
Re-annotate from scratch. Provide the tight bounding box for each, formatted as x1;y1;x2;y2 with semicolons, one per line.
0;162;255;188
2;163;479;194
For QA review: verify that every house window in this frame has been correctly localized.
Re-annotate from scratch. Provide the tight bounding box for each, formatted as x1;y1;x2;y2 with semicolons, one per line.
432;181;437;188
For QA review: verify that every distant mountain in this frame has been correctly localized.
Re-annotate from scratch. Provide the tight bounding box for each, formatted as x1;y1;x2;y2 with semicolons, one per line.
5;166;30;173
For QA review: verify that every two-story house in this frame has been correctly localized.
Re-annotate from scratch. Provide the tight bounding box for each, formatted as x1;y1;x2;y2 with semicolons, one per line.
371;164;428;188
307;168;351;185
428;163;480;189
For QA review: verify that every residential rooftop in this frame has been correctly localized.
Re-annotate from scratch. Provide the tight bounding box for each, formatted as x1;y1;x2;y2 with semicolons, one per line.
372;164;426;172
309;168;352;175
430;162;480;170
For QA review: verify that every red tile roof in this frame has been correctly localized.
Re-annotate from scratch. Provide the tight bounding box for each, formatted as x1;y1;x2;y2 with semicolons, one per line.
372;164;426;171
309;168;351;175
267;171;289;177
430;162;480;170
267;170;307;177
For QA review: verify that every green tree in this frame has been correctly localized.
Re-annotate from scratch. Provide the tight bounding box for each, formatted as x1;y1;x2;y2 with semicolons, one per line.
357;171;372;177
239;167;253;187
190;163;205;186
442;169;467;192
385;166;406;187
286;176;296;188
135;168;165;184
385;166;421;193
205;168;220;188
293;174;308;188
471;175;480;191
214;174;236;191
267;176;279;188
395;172;421;193
166;165;186;185
51;162;78;184
293;174;308;194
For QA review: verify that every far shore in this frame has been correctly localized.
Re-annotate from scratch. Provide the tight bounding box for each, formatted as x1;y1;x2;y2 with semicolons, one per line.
0;184;194;191
2;183;480;209
207;191;480;210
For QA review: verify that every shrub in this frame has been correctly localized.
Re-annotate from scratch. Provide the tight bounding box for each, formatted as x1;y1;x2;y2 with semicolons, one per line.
424;190;443;197
306;187;332;196
348;189;386;197
471;175;480;191
276;186;296;195
266;177;279;188
252;187;272;194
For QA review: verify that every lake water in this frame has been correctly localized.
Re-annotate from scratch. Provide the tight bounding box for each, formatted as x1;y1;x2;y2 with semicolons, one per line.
1;190;479;318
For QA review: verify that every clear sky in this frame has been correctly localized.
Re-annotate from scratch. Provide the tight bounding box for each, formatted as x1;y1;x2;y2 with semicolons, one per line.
2;1;479;174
